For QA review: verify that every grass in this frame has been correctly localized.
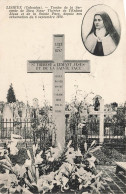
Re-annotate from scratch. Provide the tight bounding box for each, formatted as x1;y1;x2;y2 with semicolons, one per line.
93;145;125;165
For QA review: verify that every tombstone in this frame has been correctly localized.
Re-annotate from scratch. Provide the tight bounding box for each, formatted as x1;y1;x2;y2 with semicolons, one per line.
22;104;31;118
33;98;39;109
105;127;110;135
2;104;13;137
14;106;19;119
22;106;27;120
3;104;13;123
21;105;31;138
27;34;90;149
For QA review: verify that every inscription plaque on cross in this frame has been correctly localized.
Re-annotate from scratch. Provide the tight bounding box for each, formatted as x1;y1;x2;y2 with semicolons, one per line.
27;34;90;149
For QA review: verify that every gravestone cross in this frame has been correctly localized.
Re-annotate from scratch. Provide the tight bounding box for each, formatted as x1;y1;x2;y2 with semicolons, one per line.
90;97;104;143
27;34;90;149
90;97;116;143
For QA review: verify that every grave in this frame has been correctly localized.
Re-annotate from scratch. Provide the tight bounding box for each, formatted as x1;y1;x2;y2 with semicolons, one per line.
2;104;13;137
21;105;31;135
14;106;19;119
33;98;39;109
90;96;116;143
27;34;90;149
91;96;104;144
3;104;13;125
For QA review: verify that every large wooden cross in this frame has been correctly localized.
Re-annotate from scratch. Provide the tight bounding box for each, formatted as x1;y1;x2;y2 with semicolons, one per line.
27;34;90;149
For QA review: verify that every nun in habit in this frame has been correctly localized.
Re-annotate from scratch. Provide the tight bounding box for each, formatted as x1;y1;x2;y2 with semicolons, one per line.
85;12;120;56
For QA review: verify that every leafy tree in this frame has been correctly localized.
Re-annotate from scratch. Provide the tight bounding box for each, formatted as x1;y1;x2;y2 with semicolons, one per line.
114;106;125;126
111;102;118;110
7;83;16;103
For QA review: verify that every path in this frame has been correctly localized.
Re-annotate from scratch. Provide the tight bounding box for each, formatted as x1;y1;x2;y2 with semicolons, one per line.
98;165;126;194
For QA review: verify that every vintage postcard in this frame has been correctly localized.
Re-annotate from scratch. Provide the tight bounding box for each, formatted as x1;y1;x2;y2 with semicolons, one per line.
0;0;126;193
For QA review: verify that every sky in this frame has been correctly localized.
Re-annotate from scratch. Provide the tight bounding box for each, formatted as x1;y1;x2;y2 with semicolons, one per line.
0;0;126;107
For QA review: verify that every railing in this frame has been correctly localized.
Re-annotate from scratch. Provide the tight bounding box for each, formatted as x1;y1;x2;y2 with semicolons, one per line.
104;122;125;137
65;118;125;148
104;122;125;153
0;118;53;150
0;118;125;150
0;118;33;140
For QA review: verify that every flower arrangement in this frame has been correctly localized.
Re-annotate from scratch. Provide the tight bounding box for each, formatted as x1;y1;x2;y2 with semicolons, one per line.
0;138;109;194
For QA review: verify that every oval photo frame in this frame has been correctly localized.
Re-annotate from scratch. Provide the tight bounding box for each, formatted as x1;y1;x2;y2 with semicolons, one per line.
81;4;121;56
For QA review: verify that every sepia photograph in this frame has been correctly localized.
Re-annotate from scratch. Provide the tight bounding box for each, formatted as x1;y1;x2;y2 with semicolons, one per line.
0;0;126;193
81;4;121;56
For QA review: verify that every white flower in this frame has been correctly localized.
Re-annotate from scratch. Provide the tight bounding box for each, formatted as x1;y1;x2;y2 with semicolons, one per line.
8;143;18;155
35;151;43;165
24;159;32;167
50;147;61;160
61;162;73;174
83;181;91;188
59;165;69;176
77;167;87;176
13;164;26;177
48;157;54;162
46;147;61;162
66;147;76;163
33;144;38;155
62;176;69;187
87;156;96;168
22;188;33;194
75;148;82;156
78;178;82;183
55;174;62;186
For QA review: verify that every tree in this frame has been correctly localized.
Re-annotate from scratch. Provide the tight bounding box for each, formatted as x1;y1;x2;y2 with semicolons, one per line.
111;102;118;110
7;83;16;103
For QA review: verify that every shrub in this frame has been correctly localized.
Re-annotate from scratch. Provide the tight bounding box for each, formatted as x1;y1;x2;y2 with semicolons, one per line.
0;140;109;194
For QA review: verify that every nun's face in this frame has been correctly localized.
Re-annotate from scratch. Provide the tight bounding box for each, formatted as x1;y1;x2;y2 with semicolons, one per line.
94;15;104;29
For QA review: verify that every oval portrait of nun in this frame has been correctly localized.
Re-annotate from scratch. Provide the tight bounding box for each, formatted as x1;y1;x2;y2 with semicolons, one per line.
81;4;121;56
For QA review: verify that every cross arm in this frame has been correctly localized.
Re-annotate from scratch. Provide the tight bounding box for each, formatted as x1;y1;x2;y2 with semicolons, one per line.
27;60;54;73
63;60;90;73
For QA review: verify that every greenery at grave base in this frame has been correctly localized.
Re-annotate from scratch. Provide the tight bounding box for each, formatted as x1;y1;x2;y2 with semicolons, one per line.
93;144;126;166
31;110;54;151
0;138;111;194
6;83;16;103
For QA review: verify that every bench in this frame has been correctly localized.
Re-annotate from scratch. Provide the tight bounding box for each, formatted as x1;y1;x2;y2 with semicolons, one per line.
116;162;126;175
